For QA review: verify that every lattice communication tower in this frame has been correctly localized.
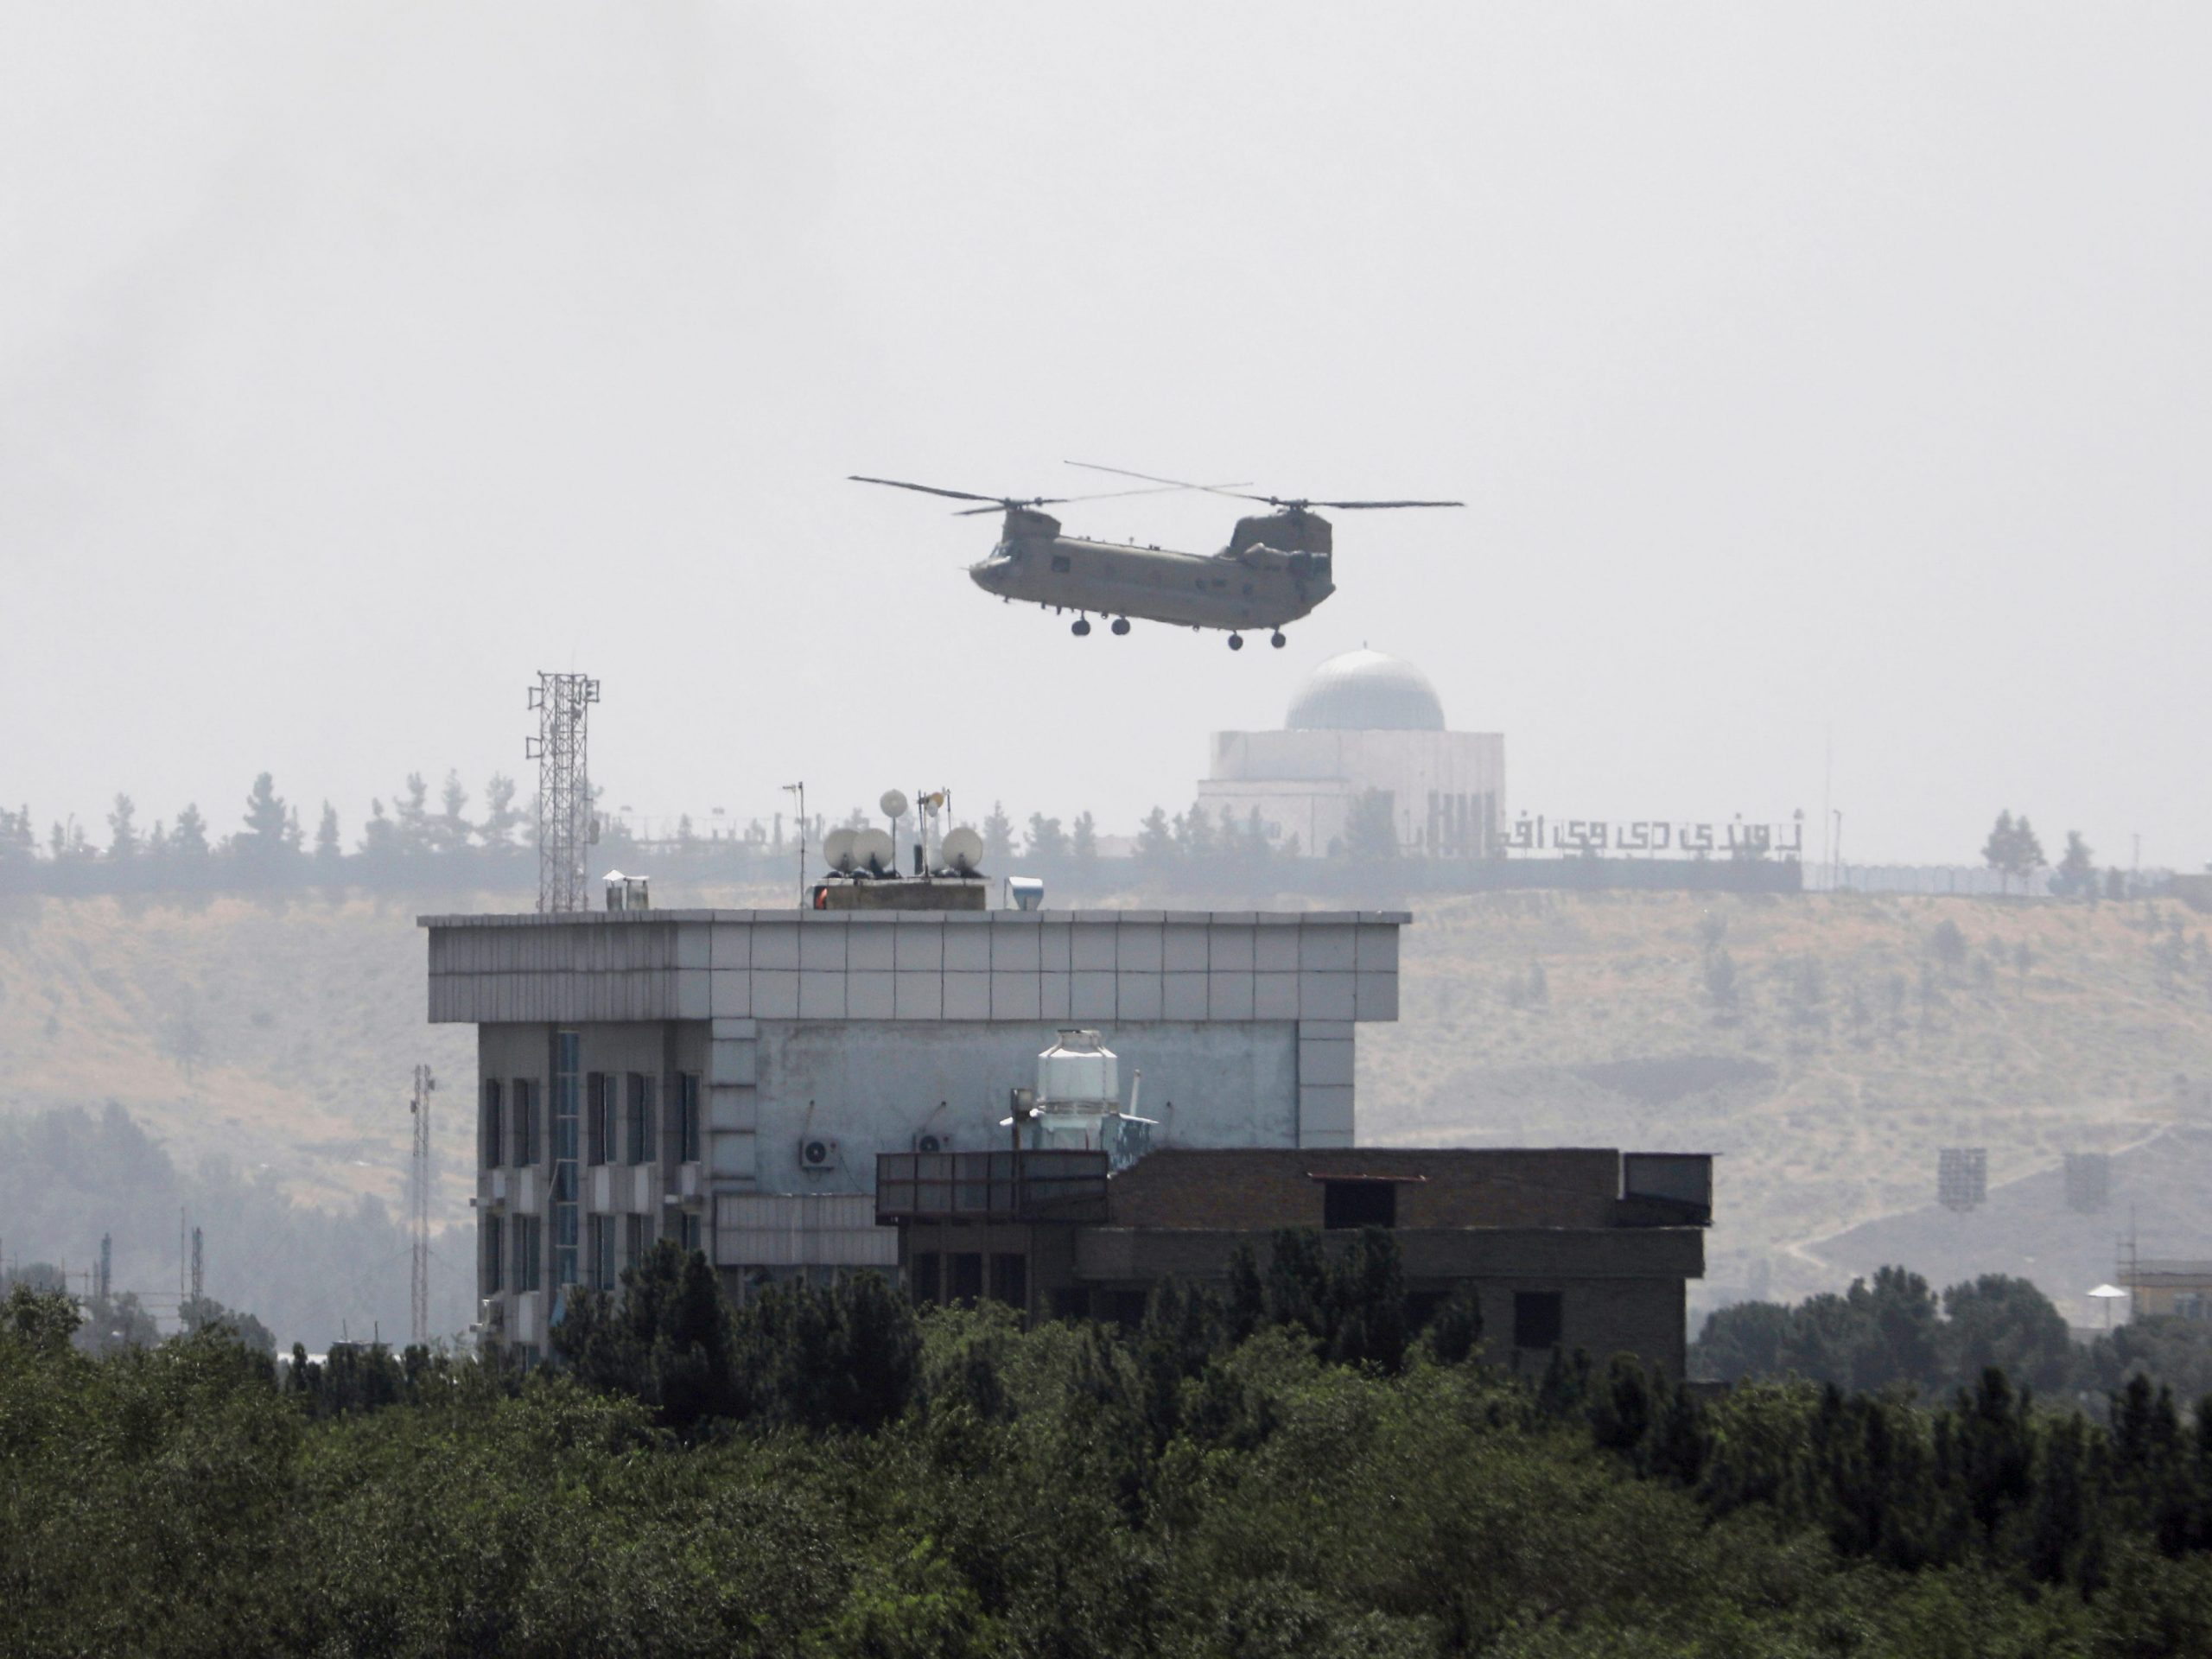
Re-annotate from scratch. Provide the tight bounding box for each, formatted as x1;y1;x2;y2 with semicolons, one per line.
409;1064;436;1346
527;673;599;913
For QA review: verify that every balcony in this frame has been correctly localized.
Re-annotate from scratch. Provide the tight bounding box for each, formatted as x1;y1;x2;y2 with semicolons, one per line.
875;1150;1109;1224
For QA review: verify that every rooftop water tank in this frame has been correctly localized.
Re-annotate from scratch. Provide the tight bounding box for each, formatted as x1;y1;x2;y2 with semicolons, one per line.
1036;1029;1118;1107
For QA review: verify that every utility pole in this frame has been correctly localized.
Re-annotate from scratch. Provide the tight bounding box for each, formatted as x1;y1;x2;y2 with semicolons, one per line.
190;1227;203;1302
97;1232;111;1303
409;1064;436;1346
783;782;806;905
527;672;599;913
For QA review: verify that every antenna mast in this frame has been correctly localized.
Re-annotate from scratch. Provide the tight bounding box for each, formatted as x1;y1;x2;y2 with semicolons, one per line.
528;672;600;913
410;1064;435;1346
190;1227;203;1302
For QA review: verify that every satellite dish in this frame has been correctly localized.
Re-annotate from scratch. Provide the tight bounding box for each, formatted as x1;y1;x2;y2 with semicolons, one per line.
880;788;909;819
942;826;984;874
855;828;896;874
823;828;859;874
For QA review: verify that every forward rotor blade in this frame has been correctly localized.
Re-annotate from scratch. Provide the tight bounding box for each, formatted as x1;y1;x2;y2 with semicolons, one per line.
849;474;1021;505
950;480;1252;517
1065;461;1256;503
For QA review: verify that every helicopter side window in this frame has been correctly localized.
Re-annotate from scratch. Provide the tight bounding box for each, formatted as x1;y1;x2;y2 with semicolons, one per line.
1050;554;1072;574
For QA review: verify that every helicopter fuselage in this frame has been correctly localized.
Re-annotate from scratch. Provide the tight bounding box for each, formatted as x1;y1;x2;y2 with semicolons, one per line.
968;509;1337;633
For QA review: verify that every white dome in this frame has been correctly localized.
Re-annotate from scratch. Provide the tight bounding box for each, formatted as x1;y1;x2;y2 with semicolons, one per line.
1285;649;1446;732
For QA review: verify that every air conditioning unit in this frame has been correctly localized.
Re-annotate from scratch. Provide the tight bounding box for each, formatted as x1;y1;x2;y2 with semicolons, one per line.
913;1131;956;1155
798;1135;841;1174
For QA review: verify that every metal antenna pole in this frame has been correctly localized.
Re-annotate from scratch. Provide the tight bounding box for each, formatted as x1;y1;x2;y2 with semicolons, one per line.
528;672;601;913
409;1064;435;1346
783;783;806;906
190;1227;203;1302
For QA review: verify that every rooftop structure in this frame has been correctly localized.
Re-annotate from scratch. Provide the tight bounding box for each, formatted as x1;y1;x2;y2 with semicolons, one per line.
876;1145;1714;1377
426;905;1407;1359
1199;648;1504;857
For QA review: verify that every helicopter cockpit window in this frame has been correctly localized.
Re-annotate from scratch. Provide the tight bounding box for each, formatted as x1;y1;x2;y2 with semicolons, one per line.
1050;554;1072;574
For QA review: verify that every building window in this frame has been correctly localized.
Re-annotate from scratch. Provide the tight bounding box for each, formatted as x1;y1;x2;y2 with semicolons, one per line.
588;1216;615;1292
910;1252;941;1304
482;1214;505;1296
989;1252;1027;1308
1323;1180;1397;1230
624;1213;647;1274
676;1073;702;1163
482;1079;505;1168
1513;1291;1563;1350
948;1252;983;1304
626;1073;655;1166
1050;553;1072;573
1051;1287;1090;1322
551;1033;581;1289
511;1079;539;1166
513;1215;543;1294
678;1210;702;1258
586;1073;610;1166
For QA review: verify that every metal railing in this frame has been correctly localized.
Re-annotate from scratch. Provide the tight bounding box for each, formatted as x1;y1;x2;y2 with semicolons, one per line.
875;1150;1109;1224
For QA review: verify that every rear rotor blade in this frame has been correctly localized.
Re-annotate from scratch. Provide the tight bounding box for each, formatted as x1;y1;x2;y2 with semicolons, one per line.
1065;461;1257;503
951;479;1252;517
1305;499;1465;510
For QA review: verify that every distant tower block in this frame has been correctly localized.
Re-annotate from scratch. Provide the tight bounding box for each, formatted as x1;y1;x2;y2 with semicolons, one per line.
527;672;600;914
1937;1147;1988;1213
2064;1152;2110;1213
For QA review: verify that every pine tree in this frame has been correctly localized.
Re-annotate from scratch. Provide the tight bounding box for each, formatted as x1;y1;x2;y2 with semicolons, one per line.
982;801;1015;863
105;795;139;860
480;773;524;848
1025;813;1067;861
1071;810;1097;863
1982;810;2018;881
1343;789;1399;861
1177;803;1217;862
1136;807;1177;867
239;773;289;867
2052;830;2096;899
314;803;341;867
394;774;430;854
172;803;211;859
434;771;472;854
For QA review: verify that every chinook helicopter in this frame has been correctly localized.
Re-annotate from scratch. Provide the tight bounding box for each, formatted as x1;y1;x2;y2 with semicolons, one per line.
850;462;1462;650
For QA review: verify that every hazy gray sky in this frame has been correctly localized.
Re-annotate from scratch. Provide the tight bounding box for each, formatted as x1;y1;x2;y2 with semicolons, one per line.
4;5;2205;867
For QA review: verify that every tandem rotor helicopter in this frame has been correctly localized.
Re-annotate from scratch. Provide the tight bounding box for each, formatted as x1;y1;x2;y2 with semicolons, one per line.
851;462;1462;651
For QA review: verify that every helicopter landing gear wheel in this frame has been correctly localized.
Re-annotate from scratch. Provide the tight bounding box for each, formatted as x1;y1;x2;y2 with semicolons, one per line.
1228;632;1244;651
1111;617;1130;636
1071;617;1090;637
1270;631;1287;649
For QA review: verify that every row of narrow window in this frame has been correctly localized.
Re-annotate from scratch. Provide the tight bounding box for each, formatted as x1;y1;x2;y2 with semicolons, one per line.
481;1208;702;1296
480;1073;701;1169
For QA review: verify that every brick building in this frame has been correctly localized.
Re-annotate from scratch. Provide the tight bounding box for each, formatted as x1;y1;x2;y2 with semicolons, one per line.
877;1145;1713;1377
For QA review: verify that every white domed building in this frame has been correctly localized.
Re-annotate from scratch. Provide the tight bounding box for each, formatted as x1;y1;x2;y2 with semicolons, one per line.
1197;649;1505;857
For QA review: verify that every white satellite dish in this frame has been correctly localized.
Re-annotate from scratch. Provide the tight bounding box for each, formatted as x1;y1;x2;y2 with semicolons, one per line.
941;825;984;875
855;828;896;874
822;828;859;874
880;788;909;820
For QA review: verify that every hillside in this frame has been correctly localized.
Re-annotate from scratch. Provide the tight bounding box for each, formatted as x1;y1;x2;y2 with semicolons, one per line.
6;882;2211;1332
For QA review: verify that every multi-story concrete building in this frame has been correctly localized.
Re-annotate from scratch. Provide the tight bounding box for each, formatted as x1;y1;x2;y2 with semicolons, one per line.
876;1145;1714;1377
424;904;1407;1357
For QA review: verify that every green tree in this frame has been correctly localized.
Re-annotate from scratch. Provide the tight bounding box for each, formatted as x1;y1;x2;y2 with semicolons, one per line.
238;772;289;867
2051;830;2096;898
981;801;1015;864
1071;810;1097;866
1136;806;1177;868
1342;788;1399;861
432;770;472;854
480;772;524;848
1942;1274;2073;1394
173;804;211;860
1025;812;1067;861
393;773;430;854
313;802;341;868
105;794;139;859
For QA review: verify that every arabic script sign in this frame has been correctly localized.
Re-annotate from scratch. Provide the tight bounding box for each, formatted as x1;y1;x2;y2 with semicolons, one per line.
1504;813;1805;859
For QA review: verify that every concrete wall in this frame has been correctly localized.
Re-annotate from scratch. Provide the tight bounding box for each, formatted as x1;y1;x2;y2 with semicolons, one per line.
1104;1147;1632;1230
